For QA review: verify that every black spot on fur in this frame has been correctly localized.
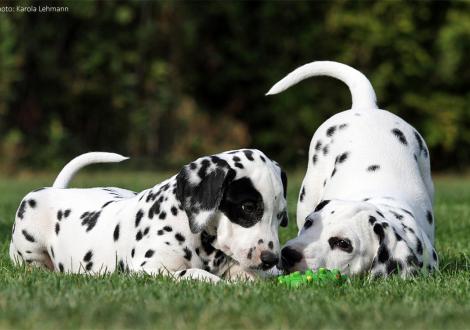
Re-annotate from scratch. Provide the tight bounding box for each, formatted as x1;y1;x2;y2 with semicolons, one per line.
143;227;150;235
339;123;348;130
243;150;254;161
159;211;167;220
247;247;254;260
140;261;146;267
416;239;423;255
314;140;322;151
373;224;385;243
50;247;55;259
386;259;401;274
171;206;178;216
145;250;155;258
157;230;164;235
312;154;318;165
136;231;143;241
414;131;428;158
235;162;244;169
83;250;93;262
118;260;126;272
367;165;380;172
28;199;36;208
183;247;192;261
390;211;404;220
369;216;377;225
131;248;135;258
258;239;264;244
392;128;408;145
260;155;266;162
102;201;114;208
17;201;27;219
300;186;306;202
197;159;211;179
314;200;330;212
22;230;35;242
163;226;172;232
406;254;420;268
268;241;274;249
135;210;144;227
337;152;349;163
58;263;64;272
376;211;384;218
57;210;63;221
326;126;336;137
189;162;197;170
64;209;71;218
201;231;216;255
86;262;93;271
113;224;120;241
378;245;389;263
55;223;60;235
401;209;414;217
432;249;437;261
395;231;403;241
331;168;337;177
322;145;329;156
175;233;185;243
426;211;433;224
80;211;101;232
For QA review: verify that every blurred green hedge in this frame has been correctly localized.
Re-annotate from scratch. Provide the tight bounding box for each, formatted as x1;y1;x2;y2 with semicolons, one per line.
0;1;469;170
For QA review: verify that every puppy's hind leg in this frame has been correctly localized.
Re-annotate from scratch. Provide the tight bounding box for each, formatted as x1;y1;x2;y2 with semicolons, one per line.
10;195;54;271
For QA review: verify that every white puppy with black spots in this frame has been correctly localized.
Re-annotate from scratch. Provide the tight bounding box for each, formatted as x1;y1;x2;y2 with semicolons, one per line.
10;149;288;282
267;61;437;277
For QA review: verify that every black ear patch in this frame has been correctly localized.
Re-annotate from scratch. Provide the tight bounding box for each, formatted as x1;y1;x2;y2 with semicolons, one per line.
314;200;330;212
176;159;235;233
277;210;288;227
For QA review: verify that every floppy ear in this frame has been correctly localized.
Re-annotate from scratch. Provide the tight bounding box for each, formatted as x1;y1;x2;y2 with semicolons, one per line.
369;220;435;278
176;159;235;233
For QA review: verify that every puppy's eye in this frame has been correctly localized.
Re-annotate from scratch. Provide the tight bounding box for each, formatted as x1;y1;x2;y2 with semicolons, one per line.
328;237;353;253
304;219;313;229
241;201;256;213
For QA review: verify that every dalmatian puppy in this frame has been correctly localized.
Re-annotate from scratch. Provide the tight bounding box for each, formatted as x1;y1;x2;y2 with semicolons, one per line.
267;61;437;277
10;150;288;282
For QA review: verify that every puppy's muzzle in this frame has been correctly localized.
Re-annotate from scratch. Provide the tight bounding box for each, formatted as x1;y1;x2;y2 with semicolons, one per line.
280;246;303;272
260;250;279;269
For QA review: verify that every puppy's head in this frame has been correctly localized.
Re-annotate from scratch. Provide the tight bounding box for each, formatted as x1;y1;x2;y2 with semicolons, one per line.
176;149;288;272
280;200;437;277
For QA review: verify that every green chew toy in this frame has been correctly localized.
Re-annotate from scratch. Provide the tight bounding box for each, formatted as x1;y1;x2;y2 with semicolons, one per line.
277;268;348;288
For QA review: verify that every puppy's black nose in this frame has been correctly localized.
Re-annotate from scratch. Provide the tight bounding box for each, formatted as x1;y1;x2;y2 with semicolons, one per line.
280;246;303;270
260;250;279;268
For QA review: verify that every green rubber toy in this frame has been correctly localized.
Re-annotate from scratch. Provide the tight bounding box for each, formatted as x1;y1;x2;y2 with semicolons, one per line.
277;268;348;288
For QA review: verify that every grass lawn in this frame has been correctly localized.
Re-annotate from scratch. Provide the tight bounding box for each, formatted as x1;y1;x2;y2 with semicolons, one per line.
0;170;469;329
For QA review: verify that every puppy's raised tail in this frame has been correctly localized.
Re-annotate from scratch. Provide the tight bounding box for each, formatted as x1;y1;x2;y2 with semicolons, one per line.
266;61;377;111
52;152;129;189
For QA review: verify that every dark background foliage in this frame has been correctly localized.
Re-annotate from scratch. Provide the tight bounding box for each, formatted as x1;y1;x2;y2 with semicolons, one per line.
0;1;469;171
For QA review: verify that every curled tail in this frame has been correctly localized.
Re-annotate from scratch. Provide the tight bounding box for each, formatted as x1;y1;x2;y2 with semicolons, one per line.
53;152;129;188
266;61;378;111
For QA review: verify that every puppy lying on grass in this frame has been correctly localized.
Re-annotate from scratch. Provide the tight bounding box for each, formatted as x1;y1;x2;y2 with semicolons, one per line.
10;150;288;282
